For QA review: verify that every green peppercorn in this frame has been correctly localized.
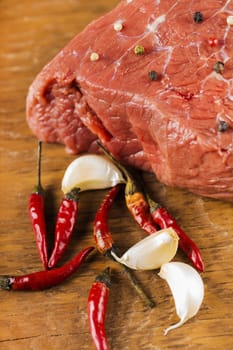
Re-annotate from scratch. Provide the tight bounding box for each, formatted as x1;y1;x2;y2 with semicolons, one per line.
134;45;145;55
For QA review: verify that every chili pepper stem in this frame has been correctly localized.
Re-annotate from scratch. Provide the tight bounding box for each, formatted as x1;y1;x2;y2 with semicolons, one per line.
106;247;155;308
95;266;111;287
122;264;155;309
0;276;11;290
97;142;142;195
97;141;131;182
35;140;43;194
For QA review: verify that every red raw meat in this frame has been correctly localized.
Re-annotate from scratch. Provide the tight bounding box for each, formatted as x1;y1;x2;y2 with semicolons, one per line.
26;0;233;200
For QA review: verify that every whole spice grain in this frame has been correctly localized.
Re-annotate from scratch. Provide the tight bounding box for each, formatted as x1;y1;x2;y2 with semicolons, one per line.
134;45;145;55
214;61;224;74
208;37;218;47
148;70;159;81
113;21;123;31
193;11;204;23
226;15;233;26
218;120;229;132
90;52;99;61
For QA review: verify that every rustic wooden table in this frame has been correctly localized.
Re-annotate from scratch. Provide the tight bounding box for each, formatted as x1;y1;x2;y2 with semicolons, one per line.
0;1;233;349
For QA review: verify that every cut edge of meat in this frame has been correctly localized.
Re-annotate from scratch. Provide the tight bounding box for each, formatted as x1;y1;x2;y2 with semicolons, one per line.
26;71;153;171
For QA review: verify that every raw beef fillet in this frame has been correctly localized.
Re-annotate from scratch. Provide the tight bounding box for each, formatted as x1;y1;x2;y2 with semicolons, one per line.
26;0;233;200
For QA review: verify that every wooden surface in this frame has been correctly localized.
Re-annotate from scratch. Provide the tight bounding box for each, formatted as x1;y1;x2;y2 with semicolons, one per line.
0;1;233;349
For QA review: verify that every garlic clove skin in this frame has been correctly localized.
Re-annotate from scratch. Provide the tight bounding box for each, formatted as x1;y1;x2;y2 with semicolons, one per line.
61;154;125;194
111;228;179;270
158;262;204;335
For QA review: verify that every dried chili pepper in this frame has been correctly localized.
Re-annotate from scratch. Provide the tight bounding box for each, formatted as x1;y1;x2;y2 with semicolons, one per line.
97;142;158;235
93;185;155;308
147;195;204;272
0;246;94;291
48;187;80;269
88;267;111;350
97;143;204;272
28;141;48;270
93;185;119;255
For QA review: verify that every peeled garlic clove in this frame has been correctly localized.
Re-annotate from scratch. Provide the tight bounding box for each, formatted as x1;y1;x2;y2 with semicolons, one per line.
158;262;204;335
111;228;179;270
61;154;125;194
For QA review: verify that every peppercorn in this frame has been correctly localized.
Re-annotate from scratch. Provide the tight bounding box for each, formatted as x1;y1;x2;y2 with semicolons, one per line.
208;38;218;47
226;15;233;26
113;21;123;31
193;12;204;23
134;45;145;55
218;120;229;132
90;52;99;61
214;61;224;74
148;70;159;81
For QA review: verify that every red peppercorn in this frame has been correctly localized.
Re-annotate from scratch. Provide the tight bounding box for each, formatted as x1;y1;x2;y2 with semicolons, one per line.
208;37;218;47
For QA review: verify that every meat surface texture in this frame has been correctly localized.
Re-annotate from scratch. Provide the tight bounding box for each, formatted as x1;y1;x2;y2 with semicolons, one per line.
26;0;233;200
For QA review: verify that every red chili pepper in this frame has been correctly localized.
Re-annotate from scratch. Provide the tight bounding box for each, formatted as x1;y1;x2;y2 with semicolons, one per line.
88;267;111;350
124;181;158;234
0;246;94;291
93;184;155;308
93;185;120;255
97;142;158;235
48;188;80;269
97;143;204;272
147;196;204;272
28;141;49;270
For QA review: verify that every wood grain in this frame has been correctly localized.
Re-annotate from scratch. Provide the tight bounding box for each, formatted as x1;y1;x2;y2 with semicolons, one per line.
0;1;232;349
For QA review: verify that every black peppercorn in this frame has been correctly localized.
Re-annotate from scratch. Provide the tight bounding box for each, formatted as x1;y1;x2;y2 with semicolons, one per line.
218;120;229;132
148;70;159;81
193;11;204;23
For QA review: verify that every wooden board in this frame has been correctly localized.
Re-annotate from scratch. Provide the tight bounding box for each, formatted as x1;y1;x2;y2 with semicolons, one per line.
0;1;232;349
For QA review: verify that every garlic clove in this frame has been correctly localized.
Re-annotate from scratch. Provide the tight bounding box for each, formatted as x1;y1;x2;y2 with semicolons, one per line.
61;154;125;194
158;262;204;335
111;228;179;270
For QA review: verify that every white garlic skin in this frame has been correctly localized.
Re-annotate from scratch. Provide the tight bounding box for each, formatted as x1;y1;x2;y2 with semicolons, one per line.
111;228;179;270
159;262;204;335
